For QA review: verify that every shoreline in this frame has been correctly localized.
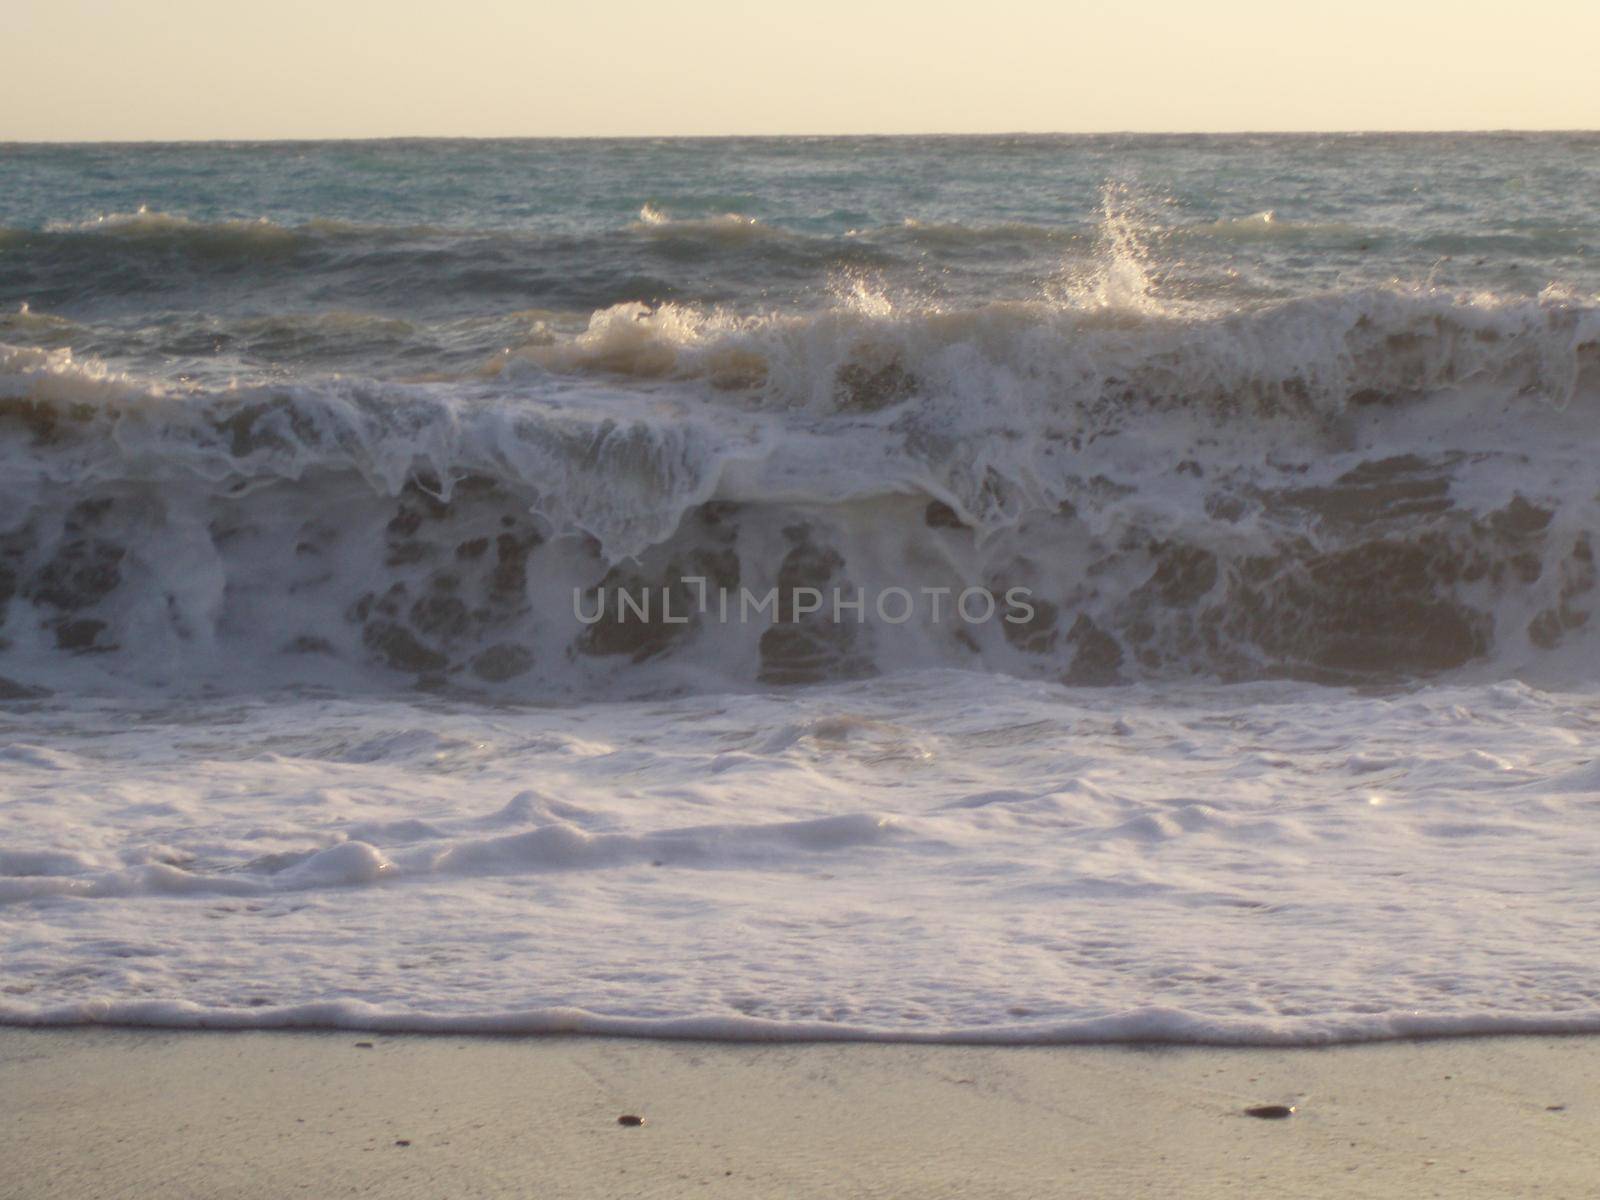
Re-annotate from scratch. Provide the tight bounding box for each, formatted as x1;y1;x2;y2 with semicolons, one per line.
9;1008;1600;1045
5;1029;1597;1198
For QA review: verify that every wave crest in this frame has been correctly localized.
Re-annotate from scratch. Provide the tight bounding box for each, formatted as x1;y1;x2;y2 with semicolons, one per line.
1;284;1598;695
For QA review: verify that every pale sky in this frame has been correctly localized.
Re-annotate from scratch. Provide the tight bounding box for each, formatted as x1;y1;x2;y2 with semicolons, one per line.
4;0;1597;141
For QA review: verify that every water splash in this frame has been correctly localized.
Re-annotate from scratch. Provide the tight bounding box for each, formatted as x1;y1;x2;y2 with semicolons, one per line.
1050;181;1174;313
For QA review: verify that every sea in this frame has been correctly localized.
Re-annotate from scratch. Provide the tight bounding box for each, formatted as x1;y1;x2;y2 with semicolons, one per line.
1;133;1598;1042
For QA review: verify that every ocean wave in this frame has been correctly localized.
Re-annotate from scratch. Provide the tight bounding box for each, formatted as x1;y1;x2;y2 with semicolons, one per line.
895;217;1079;248
0;283;1597;694
630;202;785;242
507;285;1600;417
33;206;453;242
0;206;898;315
38;207;297;242
1185;211;1373;243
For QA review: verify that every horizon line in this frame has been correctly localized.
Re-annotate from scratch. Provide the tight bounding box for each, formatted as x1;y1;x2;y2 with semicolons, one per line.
4;127;1597;148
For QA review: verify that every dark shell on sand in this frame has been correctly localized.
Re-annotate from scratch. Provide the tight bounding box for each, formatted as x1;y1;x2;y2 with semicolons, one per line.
617;1114;645;1127
1243;1104;1296;1119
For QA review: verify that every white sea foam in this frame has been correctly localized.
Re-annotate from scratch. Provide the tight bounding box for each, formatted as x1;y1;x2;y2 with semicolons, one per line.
3;675;1599;1043
1;281;1596;696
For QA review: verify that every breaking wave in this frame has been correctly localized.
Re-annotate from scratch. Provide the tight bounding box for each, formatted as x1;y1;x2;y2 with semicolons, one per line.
1;283;1598;698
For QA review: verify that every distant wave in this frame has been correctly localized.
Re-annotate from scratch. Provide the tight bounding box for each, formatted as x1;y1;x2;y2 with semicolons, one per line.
0;206;895;313
35;205;454;241
1184;210;1374;243
630;202;785;242
895;217;1078;248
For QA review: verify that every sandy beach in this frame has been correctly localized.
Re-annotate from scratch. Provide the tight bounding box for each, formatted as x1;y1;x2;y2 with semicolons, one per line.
3;1030;1597;1198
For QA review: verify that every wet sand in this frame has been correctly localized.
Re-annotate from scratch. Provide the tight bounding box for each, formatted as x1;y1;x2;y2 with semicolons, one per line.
3;1030;1597;1198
